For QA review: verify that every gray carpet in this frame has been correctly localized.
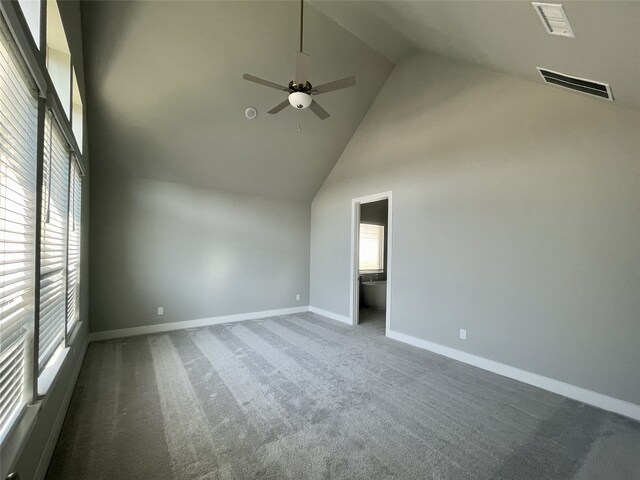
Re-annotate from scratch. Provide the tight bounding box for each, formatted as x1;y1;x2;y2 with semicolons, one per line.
47;312;640;479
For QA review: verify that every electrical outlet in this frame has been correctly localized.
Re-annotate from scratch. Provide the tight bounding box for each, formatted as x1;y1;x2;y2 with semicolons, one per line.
157;307;164;315
459;329;467;340
296;294;300;301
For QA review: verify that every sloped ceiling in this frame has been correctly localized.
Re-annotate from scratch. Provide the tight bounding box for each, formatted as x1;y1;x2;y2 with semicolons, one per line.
81;1;393;201
312;0;640;111
82;1;639;203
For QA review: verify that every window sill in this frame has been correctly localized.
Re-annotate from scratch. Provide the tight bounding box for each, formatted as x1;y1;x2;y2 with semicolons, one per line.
38;320;85;400
37;344;69;398
66;320;83;346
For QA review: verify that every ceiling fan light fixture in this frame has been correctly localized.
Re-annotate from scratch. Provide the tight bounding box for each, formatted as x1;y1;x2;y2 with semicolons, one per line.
289;91;312;110
242;0;355;120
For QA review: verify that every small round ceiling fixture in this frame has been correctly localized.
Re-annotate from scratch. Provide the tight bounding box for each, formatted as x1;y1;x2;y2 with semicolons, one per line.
288;92;312;110
245;107;257;119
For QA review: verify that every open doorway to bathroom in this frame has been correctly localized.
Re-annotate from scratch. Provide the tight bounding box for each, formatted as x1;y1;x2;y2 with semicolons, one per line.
350;192;392;335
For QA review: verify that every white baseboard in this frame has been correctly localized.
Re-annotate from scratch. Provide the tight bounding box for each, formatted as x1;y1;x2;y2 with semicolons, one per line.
387;329;640;421
308;306;352;325
34;338;89;480
89;306;311;342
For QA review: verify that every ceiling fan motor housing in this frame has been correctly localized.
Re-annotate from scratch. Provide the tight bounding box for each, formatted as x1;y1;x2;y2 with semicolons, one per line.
289;80;312;92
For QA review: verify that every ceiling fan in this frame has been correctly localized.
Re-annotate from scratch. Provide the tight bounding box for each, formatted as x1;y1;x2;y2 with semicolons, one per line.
242;0;356;120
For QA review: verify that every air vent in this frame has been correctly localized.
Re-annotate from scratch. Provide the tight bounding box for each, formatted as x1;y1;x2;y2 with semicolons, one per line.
537;68;613;100
532;3;575;38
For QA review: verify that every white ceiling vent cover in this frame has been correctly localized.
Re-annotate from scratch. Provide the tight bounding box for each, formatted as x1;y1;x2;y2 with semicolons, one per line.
537;68;613;101
532;3;575;38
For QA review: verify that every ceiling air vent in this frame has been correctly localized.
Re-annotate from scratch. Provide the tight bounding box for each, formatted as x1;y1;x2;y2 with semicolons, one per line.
537;68;613;101
532;3;574;37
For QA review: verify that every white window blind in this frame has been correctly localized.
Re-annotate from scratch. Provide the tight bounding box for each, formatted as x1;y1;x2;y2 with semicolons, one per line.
359;223;385;273
65;159;80;336
0;20;38;437
38;112;69;370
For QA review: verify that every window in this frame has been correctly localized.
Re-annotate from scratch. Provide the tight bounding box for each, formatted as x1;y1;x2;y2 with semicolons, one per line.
359;223;385;273
17;0;40;48
46;1;71;117
38;112;69;371
66;159;81;336
1;0;85;451
71;70;82;152
0;19;38;438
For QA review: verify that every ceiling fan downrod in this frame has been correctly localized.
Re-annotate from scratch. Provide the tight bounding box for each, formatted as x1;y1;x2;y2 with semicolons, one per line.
299;0;304;53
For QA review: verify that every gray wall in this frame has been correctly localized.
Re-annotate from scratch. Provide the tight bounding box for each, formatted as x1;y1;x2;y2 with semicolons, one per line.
310;53;640;405
81;0;357;335
11;1;91;479
89;175;310;333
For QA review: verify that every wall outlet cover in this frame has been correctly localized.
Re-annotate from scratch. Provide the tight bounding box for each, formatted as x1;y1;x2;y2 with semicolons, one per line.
459;329;467;340
157;307;164;315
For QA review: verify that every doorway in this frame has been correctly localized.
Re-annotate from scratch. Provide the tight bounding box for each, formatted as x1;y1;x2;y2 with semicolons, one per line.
350;192;392;335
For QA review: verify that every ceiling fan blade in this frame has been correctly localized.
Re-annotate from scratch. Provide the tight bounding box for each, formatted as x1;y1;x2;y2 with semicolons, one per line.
310;75;356;95
268;99;290;114
295;52;310;86
309;100;330;120
242;74;290;92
